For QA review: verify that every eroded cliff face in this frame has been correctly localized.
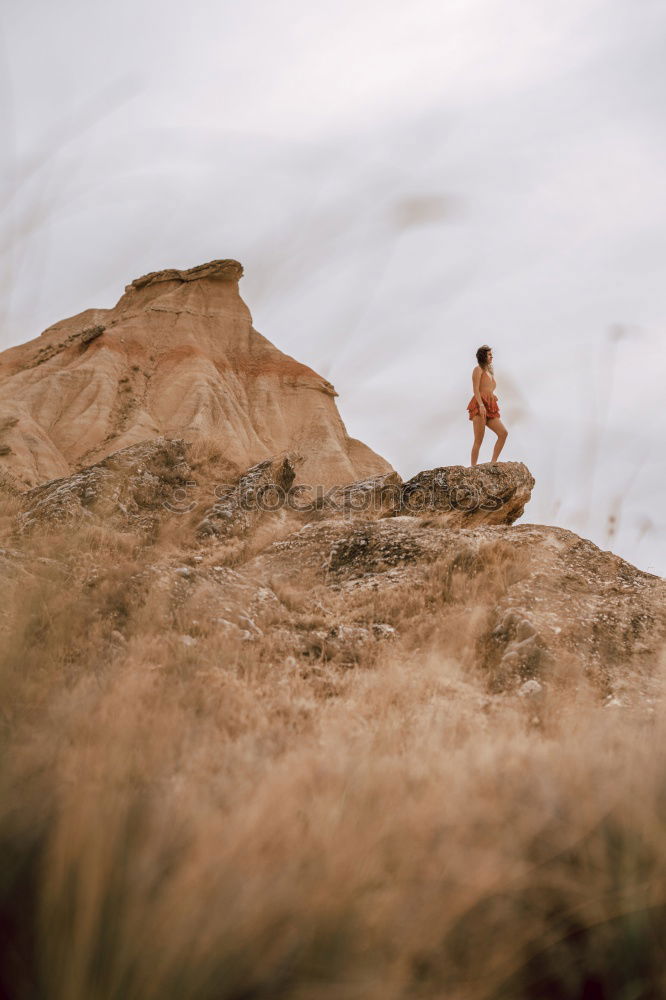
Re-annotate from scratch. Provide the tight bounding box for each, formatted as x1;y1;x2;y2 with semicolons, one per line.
0;259;393;490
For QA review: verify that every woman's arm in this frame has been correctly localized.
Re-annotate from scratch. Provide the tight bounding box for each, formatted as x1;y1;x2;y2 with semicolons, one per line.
472;367;486;414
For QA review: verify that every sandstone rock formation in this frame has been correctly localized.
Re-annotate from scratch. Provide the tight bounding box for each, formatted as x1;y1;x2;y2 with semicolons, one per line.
0;259;393;490
0;258;662;709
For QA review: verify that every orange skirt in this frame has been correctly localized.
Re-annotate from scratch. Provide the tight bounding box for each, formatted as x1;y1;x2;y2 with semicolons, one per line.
467;393;500;421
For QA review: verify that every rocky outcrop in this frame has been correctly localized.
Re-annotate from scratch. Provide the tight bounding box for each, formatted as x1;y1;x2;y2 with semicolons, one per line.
9;438;664;705
397;461;534;525
300;471;403;520
240;516;666;699
15;442;537;543
0;259;393;490
124;259;244;291
16;437;196;537
240;461;535;527
195;451;304;539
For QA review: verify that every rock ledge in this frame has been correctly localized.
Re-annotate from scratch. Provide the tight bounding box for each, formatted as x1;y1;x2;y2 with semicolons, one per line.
125;259;244;292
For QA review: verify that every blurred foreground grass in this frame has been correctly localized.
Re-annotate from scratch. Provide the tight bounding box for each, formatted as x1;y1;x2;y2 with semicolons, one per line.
0;505;665;1000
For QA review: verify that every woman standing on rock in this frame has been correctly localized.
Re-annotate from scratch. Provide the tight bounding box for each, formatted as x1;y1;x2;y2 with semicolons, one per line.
467;345;508;467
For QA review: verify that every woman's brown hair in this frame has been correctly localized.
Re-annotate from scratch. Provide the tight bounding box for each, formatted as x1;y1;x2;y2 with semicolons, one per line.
476;344;492;370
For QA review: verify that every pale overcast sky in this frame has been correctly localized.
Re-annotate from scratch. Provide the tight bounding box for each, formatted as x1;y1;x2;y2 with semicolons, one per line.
1;0;665;575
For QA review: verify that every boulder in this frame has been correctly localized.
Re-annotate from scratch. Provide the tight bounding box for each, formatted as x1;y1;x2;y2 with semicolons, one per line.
397;461;534;525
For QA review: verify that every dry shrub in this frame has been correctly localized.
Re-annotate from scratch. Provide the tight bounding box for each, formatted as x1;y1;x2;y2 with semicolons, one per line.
1;615;665;999
185;435;240;476
0;491;23;532
0;524;150;728
331;539;530;665
268;576;314;614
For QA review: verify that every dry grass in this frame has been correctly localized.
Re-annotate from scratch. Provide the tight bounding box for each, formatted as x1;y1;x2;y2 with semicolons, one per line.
184;435;242;483
1;507;665;1000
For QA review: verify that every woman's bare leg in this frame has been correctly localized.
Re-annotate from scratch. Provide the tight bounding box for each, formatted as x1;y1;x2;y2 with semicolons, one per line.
486;418;508;464
470;415;486;467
